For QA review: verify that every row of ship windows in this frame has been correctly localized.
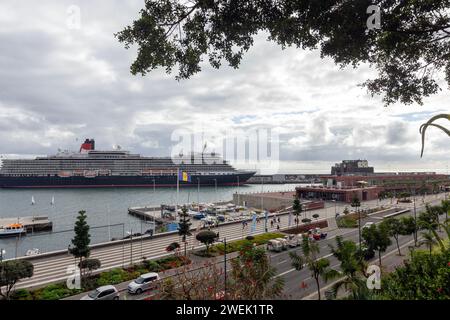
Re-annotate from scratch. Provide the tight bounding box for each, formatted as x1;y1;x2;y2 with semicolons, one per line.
0;163;234;167
3;172;237;177
1;170;237;175
5;160;228;165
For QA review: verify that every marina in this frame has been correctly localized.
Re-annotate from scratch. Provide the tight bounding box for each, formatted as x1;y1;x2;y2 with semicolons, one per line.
0;183;303;259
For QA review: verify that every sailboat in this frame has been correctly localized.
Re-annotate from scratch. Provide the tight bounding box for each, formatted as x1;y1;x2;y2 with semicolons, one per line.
50;196;55;205
31;196;35;205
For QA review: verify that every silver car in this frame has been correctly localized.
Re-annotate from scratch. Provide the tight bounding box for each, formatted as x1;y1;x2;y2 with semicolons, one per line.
128;272;160;294
81;285;119;300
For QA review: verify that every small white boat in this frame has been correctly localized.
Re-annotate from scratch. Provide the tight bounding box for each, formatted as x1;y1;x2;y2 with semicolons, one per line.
0;223;25;237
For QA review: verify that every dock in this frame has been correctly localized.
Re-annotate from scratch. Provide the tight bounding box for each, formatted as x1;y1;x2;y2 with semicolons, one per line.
128;206;165;223
0;216;53;233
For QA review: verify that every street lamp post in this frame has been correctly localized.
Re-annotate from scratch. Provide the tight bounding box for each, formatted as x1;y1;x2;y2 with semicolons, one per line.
197;178;200;209
237;176;240;205
351;197;362;249
214;178;218;201
122;223;125;268
413;191;418;247
127;229;133;266
216;236;227;298
261;179;264;211
140;220;144;260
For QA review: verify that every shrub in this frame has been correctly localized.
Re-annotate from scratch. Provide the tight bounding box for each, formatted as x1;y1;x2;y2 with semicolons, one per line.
97;268;130;286
10;289;32;300
33;283;80;300
337;217;358;228
144;260;162;272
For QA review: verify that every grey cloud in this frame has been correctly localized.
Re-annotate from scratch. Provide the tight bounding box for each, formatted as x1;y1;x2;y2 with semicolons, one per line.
0;0;449;170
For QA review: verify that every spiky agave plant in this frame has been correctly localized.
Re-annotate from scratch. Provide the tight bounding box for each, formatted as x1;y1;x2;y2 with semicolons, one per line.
420;114;450;157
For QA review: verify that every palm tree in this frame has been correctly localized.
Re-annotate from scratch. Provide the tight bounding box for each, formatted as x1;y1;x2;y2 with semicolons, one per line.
292;196;303;230
289;237;336;300
421;230;436;256
326;236;370;300
427;219;449;253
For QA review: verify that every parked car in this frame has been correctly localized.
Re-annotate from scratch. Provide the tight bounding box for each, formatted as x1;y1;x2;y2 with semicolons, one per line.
81;285;119;300
128;272;160;294
193;213;206;220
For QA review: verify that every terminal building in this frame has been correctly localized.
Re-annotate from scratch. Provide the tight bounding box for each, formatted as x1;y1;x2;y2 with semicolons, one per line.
232;191;324;212
296;160;450;203
331;160;374;176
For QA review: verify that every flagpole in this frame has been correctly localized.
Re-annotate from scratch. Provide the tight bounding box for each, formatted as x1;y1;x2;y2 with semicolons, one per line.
176;168;180;214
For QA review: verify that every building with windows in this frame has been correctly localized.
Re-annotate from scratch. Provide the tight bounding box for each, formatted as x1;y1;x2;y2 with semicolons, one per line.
331;160;374;176
321;173;450;194
296;185;383;203
295;170;450;203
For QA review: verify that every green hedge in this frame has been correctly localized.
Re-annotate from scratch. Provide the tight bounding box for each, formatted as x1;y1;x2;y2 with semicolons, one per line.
97;268;137;286
11;283;82;301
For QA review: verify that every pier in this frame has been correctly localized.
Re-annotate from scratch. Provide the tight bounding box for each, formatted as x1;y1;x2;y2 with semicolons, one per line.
128;206;165;223
0;216;53;233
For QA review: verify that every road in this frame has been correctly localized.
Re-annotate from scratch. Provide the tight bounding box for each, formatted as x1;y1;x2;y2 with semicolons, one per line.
15;192;448;292
273;194;447;299
65;193;448;300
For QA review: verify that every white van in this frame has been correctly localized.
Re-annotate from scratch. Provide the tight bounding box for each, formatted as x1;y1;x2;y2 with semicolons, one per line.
267;239;283;252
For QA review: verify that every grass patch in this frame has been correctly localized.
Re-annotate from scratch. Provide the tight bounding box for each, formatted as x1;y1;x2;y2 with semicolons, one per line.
336;212;368;228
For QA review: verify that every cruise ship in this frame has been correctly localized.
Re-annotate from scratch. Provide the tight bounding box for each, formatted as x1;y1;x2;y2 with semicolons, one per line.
0;139;256;188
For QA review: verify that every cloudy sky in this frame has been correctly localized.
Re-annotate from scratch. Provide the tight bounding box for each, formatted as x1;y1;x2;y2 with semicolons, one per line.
0;0;449;174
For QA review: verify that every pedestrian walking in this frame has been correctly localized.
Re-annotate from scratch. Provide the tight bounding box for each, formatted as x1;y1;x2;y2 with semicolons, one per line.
277;217;281;223
277;224;280;231
270;220;274;228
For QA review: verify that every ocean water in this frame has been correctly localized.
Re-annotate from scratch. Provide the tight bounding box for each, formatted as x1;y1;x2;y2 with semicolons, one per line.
0;183;302;259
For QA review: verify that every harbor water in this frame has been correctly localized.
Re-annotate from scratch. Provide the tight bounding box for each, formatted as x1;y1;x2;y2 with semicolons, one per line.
0;183;305;259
